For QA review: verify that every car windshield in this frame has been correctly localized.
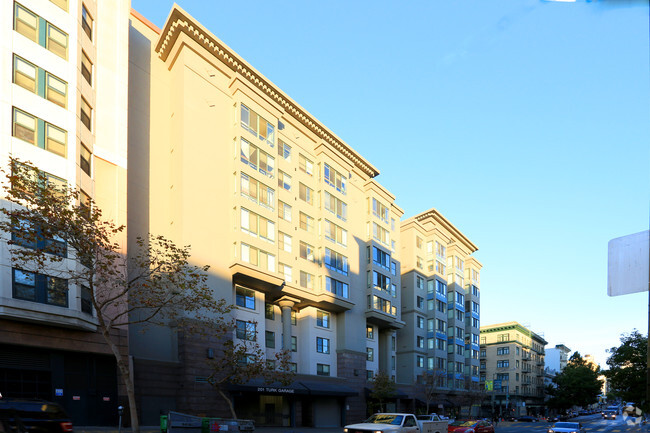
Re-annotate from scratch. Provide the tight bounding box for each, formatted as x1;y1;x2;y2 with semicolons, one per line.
365;415;403;425
450;421;477;427
554;422;579;429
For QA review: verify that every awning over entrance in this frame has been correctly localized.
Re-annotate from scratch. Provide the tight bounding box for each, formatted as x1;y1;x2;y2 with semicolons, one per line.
228;378;358;397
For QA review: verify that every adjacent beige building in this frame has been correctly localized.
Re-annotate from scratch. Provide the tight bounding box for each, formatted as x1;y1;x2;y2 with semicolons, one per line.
1;0;129;425
128;5;406;427
480;321;547;417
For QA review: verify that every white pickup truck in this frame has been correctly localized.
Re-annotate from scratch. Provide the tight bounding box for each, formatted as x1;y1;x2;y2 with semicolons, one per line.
344;413;447;433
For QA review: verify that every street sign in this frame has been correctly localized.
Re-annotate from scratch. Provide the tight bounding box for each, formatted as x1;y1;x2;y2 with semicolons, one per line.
485;380;493;391
608;230;649;296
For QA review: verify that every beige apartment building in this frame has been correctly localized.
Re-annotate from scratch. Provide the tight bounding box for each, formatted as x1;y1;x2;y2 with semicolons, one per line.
128;5;405;427
398;209;482;415
1;0;129;426
480;322;547;418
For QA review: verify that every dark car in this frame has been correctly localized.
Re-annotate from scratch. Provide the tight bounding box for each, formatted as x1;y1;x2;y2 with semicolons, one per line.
0;399;73;433
516;416;539;422
602;410;617;420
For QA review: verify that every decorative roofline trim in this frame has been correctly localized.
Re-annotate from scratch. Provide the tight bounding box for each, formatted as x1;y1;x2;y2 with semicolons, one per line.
155;6;379;179
408;208;478;253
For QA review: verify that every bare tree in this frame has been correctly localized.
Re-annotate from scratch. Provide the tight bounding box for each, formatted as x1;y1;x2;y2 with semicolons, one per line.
0;159;232;433
419;369;447;414
208;328;293;419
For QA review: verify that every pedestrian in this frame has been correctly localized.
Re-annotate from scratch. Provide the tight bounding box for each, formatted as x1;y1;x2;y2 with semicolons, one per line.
492;415;498;427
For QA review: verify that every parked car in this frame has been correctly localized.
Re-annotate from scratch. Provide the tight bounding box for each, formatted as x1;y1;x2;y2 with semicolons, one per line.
547;422;586;433
447;419;494;433
516;416;539;422
0;399;73;433
344;413;447;433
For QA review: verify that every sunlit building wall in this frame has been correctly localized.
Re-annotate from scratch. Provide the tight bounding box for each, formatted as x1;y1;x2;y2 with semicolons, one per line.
128;5;404;427
0;0;129;426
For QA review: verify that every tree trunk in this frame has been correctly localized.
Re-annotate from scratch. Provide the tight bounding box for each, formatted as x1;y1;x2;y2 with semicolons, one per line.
98;321;140;433
216;387;237;419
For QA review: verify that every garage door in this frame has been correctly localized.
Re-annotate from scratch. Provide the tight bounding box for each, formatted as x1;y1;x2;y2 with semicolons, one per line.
313;398;340;428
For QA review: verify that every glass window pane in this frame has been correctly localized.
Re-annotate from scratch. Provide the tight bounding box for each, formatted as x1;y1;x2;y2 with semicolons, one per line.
45;124;66;157
47;23;68;59
13;109;36;144
14;56;37;93
14;4;38;43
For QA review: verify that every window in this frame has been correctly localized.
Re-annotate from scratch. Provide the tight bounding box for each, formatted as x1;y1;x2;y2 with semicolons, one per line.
81;4;93;40
291;310;297;325
80;285;92;314
278;171;291;190
288;363;297;372
14;3;38;43
240;138;274;177
373;247;390;270
324;248;348;275
299;183;314;204
316;337;330;354
417;336;424;349
236;320;256;341
240;173;274;209
417;316;424;329
279;263;292;282
367;347;374;361
80;145;92;176
436;260;445;275
391;261;397;275
372;222;390;246
497;347;510;355
241;104;275;146
317;364;330;376
416;276;424;289
325;276;348;298
278;232;291;252
265;331;275;348
416;236;423;249
299;241;315;262
299;271;314;289
241;243;275;271
13;55;36;96
299;212;314;232
291;336;297;352
367;370;374;380
265;303;275;320
236;287;255;310
46;23;68;59
366;326;374;339
437;338;446;350
324;191;347;221
436;241;446;259
14;4;68;59
12;108;67;158
299;154;313;175
436;280;447;296
278;140;291;160
436;319;446;332
324;220;347;246
417;356;424;368
241;208;275;243
472;301;479;314
372;271;391;292
323;163;346;194
13;269;67;307
11;219;66;257
370;295;396;316
317;311;330;328
497;360;510;368
437;300;446;313
455;256;464;271
416;296;424;309
372;198;389;223
79;190;91;217
80;97;92;130
278;201;291;221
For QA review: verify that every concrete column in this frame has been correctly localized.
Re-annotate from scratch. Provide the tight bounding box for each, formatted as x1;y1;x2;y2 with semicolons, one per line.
278;296;300;351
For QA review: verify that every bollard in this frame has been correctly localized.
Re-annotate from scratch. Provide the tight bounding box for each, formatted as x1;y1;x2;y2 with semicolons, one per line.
118;406;124;433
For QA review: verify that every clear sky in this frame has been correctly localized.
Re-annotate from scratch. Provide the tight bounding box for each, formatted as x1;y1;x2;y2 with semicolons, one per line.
131;0;650;369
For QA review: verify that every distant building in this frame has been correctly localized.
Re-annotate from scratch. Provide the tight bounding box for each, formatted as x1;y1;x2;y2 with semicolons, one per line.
397;208;482;416
480;322;547;417
545;344;571;373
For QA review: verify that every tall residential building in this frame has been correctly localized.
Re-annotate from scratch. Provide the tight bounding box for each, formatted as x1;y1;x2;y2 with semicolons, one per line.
0;0;129;426
480;322;547;417
128;5;404;427
397;209;482;412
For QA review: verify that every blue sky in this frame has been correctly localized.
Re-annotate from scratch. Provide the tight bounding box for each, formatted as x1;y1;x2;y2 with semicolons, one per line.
131;0;650;368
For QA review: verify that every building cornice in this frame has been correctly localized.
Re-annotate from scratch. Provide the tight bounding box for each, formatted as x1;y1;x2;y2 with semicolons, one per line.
154;5;380;179
404;207;478;253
